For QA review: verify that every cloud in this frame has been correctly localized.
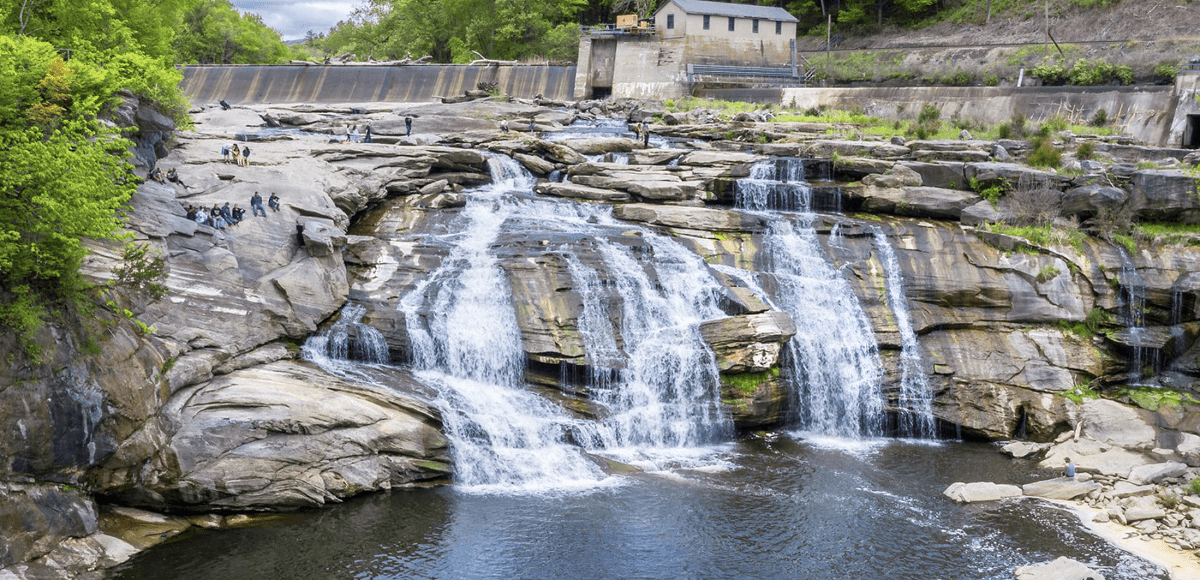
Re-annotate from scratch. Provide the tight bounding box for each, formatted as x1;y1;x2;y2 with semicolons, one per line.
231;1;358;41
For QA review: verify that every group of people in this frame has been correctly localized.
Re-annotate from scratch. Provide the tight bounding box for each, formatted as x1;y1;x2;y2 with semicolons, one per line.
149;167;187;188
346;125;373;143
221;143;252;166
184;192;280;231
186;202;244;230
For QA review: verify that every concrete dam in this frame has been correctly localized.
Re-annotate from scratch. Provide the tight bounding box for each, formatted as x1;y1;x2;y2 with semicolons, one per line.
180;64;577;105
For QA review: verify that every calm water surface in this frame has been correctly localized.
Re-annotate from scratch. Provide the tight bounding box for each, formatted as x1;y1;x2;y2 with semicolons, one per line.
108;435;1166;580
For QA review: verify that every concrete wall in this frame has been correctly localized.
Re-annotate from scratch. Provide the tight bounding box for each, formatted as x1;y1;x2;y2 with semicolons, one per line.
181;64;576;105
780;85;1176;146
610;37;689;100
1166;71;1200;148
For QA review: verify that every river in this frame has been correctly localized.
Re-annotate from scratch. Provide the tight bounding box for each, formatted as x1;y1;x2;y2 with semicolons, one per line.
108;435;1164;580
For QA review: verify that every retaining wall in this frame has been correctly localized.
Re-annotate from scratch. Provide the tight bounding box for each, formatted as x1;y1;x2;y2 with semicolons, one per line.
181;64;577;105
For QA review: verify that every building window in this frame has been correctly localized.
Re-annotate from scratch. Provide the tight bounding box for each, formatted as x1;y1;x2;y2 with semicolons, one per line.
775;21;782;34
703;15;709;29
753;19;759;33
728;17;735;31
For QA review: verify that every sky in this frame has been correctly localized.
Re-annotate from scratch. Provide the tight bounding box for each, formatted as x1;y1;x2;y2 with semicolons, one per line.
231;0;359;41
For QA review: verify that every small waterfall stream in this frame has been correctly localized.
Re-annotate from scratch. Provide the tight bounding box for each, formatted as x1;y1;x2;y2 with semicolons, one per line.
872;228;936;438
1115;246;1149;379
735;159;888;438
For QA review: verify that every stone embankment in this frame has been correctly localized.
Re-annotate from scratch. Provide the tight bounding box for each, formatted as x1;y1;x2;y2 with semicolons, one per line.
4;92;1200;578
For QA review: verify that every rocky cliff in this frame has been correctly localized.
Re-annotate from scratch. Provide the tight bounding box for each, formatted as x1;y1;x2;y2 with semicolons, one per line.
3;94;1200;577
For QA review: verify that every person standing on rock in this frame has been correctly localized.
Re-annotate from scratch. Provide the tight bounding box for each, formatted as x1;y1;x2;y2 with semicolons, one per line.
364;125;373;143
641;120;649;148
251;191;266;217
405;116;412;137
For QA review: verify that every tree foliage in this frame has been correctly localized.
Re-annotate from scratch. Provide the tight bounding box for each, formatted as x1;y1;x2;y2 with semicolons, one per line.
0;35;138;359
174;0;289;64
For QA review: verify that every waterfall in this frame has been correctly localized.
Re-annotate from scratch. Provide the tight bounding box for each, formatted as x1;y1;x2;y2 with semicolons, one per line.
301;303;389;365
872;228;936;438
736;158;812;212
1115;246;1149;379
398;156;605;490
734;160;887;438
584;237;730;453
761;219;886;437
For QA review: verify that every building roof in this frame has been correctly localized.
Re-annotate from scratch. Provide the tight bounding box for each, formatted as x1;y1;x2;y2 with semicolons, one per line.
657;0;800;23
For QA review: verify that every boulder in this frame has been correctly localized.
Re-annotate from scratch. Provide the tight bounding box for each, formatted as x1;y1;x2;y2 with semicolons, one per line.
1014;557;1105;580
514;152;556;175
0;483;98;568
853;185;980;220
536;181;632;202
1061;184;1128;218
1120;495;1167;522
698;311;797;373
1021;478;1102;500
1129;170;1200;221
557;138;637;155
1001;441;1049;459
943;481;1023;503
1041;437;1152;477
960;200;1003;226
861;163;923;188
613;203;768;233
92;361;451;511
1127;461;1188;485
299;218;346;258
1080;399;1157;450
1110;481;1155;498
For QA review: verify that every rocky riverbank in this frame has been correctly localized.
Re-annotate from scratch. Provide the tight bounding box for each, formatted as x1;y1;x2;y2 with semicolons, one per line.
4;92;1200;578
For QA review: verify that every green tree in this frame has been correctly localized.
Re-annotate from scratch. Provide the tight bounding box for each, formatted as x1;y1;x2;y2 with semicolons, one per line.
174;0;289;64
0;35;137;359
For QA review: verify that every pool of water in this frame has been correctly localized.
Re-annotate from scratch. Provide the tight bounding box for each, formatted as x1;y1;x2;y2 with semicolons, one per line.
107;435;1166;580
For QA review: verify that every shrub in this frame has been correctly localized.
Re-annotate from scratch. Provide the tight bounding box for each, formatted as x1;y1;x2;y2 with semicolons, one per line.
1031;63;1067;85
1191;477;1200;496
1005;173;1062;226
1077;141;1096;160
917;103;941;124
1028;134;1062;168
1154;62;1180;84
1090;109;1108;127
1036;265;1062;283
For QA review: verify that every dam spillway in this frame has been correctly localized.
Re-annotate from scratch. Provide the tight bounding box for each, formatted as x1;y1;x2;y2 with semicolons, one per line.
180;64;577;105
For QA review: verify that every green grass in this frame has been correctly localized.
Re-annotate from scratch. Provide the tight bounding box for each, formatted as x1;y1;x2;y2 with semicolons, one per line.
981;223;1086;253
1119;386;1200;411
1036;265;1061;283
722;368;780;394
1134;222;1200;245
1062;384;1100;404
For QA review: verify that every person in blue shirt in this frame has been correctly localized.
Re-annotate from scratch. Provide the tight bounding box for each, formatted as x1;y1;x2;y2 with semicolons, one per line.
1064;457;1076;479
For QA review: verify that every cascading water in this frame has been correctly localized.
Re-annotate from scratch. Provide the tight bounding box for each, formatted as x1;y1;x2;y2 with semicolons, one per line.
302;303;389;365
872;228;936;438
398;156;605;490
734;159;888;438
396;153;736;487
1115;246;1149;379
584;237;730;453
736;158;812;212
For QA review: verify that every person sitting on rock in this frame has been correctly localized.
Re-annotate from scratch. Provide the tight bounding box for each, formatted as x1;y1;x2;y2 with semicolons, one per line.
220;202;234;224
185;204;197;221
149;167;164;182
231;145;241;166
210;203;227;229
166;168;186;188
219;99;231;110
1063;457;1076;479
220;143;230;163
232;204;245;223
499;119;509;133
193;206;208;225
268;192;280;212
240;145;251;167
250;191;266;217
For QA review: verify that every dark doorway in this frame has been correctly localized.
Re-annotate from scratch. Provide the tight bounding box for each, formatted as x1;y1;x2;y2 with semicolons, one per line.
591;86;612;99
1185;114;1200;148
